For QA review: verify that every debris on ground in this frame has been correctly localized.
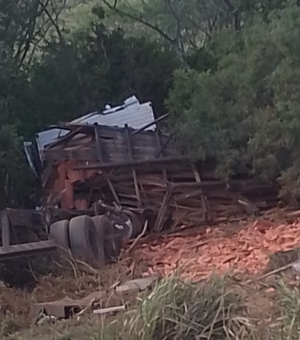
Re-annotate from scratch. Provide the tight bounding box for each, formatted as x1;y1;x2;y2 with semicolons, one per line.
116;276;158;293
32;275;158;322
93;305;126;315
135;219;300;281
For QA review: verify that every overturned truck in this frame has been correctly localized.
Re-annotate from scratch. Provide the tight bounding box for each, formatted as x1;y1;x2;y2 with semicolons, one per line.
0;96;277;265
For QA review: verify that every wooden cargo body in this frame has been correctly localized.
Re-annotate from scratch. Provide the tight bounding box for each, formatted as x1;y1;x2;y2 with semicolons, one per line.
41;122;277;231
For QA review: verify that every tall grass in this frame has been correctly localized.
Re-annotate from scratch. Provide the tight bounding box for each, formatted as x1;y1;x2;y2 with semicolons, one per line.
278;281;300;340
122;275;256;340
4;275;268;340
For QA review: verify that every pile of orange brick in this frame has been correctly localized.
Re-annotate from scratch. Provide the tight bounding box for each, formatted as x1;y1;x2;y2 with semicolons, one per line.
136;219;300;281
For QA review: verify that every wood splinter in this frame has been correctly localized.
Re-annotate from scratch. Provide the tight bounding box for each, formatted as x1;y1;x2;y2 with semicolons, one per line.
93;305;126;315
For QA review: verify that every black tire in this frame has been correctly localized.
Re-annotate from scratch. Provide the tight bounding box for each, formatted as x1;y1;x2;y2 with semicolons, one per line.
107;212;133;239
124;211;144;238
91;216;106;267
104;234;122;263
99;215;122;262
49;220;70;251
69;215;100;265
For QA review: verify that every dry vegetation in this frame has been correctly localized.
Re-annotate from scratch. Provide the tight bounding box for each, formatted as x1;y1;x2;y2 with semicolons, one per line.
2;219;300;340
1;267;300;340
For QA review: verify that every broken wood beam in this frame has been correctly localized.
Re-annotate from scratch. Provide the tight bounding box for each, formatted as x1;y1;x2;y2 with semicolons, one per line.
192;163;211;223
131;113;169;136
155;133;174;158
46;127;82;149
93;305;126;315
125;124;141;207
74;156;190;170
154;189;171;232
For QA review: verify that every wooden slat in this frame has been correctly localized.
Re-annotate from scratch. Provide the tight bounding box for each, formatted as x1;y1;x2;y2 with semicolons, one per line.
125;124;141;207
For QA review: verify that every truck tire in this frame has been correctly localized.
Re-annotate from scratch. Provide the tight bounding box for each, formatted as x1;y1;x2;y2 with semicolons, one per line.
49;220;70;252
124;211;144;238
105;234;122;263
98;215;122;262
91;216;106;267
69;215;100;265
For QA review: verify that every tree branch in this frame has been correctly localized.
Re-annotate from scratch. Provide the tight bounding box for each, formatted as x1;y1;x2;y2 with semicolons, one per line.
38;0;63;42
223;0;240;31
101;0;190;67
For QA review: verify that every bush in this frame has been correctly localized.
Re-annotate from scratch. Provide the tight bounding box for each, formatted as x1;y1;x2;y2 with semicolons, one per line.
168;2;300;204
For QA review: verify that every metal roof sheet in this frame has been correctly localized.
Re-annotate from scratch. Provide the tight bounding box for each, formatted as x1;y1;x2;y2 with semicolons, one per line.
29;96;157;165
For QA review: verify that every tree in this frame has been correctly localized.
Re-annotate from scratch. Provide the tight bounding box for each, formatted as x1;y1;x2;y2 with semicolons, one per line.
168;2;300;204
24;9;179;136
0;0;69;209
0;0;68;70
100;0;296;67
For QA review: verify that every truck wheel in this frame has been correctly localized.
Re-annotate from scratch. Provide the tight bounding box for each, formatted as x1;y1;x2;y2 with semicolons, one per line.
49;220;70;252
124;211;144;238
107;212;133;240
104;234;122;263
91;216;106;267
69;215;100;265
98;215;122;262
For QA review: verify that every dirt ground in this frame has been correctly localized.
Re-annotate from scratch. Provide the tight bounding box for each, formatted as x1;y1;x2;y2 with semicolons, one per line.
2;216;300;339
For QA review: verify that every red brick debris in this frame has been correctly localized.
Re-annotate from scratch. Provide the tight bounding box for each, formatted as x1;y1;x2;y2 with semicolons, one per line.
136;220;300;282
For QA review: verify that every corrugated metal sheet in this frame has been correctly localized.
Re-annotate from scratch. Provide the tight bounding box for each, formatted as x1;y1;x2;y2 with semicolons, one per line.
35;96;156;157
71;96;155;129
36;128;69;153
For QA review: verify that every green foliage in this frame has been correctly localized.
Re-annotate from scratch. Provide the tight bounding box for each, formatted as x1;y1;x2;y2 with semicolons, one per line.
0;123;37;209
168;1;300;203
0;2;178;207
278;281;300;339
124;275;246;340
101;0;297;66
2;0;300;208
26;15;178;132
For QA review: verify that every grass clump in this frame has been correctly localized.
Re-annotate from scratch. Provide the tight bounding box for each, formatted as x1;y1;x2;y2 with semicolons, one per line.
123;275;254;340
278;281;300;339
3;275;260;340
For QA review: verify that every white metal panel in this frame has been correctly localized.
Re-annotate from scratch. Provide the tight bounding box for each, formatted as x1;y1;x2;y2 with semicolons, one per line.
71;97;156;130
36;128;69;151
34;96;156;161
36;128;69;159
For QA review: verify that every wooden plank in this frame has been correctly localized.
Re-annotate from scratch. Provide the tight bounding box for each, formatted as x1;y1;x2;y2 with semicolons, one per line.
45;127;82;149
0;240;56;260
131;113;169;136
169;181;228;192
192;163;211;223
95;126;120;205
43;148;99;161
155;133;174;158
106;176;121;205
172;189;205;202
125;125;141;207
154;190;171;232
74;156;190;170
155;130;168;184
1;211;10;248
94;126;105;162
